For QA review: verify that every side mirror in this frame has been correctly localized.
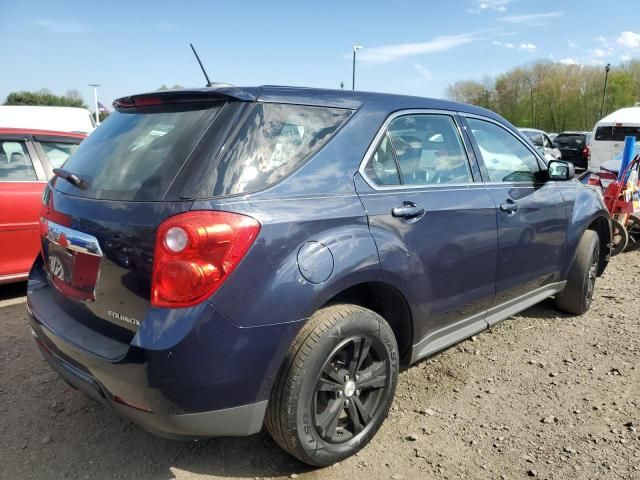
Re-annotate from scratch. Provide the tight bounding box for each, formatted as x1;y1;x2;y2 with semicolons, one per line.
548;160;575;181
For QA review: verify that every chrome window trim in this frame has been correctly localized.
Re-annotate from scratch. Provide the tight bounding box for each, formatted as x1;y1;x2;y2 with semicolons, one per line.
358;109;478;191
25;140;48;181
458;112;547;172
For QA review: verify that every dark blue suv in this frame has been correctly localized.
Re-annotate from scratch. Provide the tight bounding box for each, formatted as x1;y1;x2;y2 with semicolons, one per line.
27;85;611;466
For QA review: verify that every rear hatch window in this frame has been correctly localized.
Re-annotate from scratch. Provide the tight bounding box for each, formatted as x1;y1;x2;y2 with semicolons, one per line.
200;103;351;197
595;126;640;142
54;103;222;200
555;134;585;148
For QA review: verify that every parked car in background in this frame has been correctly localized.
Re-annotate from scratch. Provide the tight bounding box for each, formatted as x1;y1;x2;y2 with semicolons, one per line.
590;107;640;171
0;106;95;134
0;128;85;284
28;86;610;467
519;128;561;160
554;131;591;170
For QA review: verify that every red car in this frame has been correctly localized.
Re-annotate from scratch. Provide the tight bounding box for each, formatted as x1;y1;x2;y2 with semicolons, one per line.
0;128;85;284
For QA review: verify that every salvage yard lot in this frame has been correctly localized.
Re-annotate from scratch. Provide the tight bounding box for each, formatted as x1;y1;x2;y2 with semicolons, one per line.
1;252;638;480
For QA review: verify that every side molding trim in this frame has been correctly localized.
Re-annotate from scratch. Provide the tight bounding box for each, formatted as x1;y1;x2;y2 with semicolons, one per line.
409;281;567;364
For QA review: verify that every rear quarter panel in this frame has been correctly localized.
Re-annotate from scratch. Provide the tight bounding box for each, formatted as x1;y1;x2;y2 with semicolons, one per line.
190;194;382;328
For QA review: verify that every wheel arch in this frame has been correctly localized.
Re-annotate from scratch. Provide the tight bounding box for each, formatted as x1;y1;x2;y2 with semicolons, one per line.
586;214;611;275
321;281;414;365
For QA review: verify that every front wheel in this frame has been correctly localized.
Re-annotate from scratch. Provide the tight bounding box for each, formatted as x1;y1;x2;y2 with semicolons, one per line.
265;304;399;466
611;218;628;256
625;215;640;252
556;230;600;315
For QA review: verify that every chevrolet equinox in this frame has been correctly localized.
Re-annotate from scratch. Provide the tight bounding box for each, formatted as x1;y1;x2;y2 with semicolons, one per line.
27;85;611;466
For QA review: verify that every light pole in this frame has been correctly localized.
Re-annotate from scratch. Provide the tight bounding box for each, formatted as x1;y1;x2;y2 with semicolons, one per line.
599;63;611;119
352;45;363;91
89;83;101;126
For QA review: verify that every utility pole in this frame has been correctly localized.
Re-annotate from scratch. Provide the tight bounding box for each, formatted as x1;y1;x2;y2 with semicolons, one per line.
352;45;363;91
599;63;611;119
89;83;101;126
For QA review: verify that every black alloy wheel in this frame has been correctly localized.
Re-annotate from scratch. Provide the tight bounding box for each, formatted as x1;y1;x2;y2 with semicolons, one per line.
313;336;389;443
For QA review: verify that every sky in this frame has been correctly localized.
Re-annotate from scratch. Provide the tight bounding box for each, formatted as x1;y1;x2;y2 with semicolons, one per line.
1;0;640;111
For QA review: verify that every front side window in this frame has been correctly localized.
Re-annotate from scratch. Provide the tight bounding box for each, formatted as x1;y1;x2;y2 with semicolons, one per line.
203;103;351;197
364;113;472;187
468;118;542;183
0;141;37;181
40;141;80;169
522;130;543;147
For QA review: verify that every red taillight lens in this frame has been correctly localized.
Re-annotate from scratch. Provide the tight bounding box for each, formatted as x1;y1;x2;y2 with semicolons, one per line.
151;211;260;308
582;146;590;159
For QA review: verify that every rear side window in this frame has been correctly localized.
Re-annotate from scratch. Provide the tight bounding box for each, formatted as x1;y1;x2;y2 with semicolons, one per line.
40;141;80;168
365;134;401;186
363;113;472;187
0;141;37;181
54;105;222;200
202;103;351;197
595;126;640;142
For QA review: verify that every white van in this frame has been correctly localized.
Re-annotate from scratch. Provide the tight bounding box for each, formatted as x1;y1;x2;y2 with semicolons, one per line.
0;106;95;134
590;107;640;170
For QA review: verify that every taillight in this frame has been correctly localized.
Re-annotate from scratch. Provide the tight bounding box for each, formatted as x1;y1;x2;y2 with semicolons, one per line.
151;211;260;308
582;146;590;159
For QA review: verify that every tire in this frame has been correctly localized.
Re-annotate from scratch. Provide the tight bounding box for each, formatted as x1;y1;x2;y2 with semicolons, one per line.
610;218;628;256
555;230;600;315
625;215;640;252
265;304;399;467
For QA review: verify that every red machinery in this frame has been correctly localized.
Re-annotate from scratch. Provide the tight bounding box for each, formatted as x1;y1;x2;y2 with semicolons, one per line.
589;155;640;255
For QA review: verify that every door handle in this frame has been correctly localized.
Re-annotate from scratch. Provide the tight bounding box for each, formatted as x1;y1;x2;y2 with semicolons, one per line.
500;199;519;215
392;202;426;220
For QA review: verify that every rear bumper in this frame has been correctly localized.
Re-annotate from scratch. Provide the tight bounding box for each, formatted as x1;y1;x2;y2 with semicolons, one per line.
27;259;302;439
33;332;266;439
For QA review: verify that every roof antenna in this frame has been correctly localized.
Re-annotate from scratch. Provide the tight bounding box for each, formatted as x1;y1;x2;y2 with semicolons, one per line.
190;43;212;87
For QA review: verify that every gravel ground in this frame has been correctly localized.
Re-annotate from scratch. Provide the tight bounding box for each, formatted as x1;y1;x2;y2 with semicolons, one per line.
1;252;638;480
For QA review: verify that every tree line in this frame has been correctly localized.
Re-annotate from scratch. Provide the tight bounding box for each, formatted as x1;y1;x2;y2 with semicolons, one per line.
446;60;640;132
3;89;87;108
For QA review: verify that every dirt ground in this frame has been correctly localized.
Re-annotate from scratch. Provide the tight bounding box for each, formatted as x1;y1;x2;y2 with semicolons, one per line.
1;252;638;480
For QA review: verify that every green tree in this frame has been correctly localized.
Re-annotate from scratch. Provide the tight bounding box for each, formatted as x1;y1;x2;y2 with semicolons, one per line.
3;90;87;108
446;59;640;131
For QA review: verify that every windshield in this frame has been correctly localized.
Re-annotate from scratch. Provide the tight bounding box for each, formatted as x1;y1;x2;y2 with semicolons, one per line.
54;104;222;200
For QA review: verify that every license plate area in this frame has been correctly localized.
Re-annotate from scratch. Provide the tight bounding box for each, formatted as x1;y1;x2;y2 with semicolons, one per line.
43;220;103;303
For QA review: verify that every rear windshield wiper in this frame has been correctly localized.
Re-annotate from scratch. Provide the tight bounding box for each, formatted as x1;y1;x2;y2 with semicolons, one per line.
52;168;89;190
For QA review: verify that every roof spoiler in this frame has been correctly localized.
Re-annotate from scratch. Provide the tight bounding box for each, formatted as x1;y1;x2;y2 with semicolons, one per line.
113;86;256;110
